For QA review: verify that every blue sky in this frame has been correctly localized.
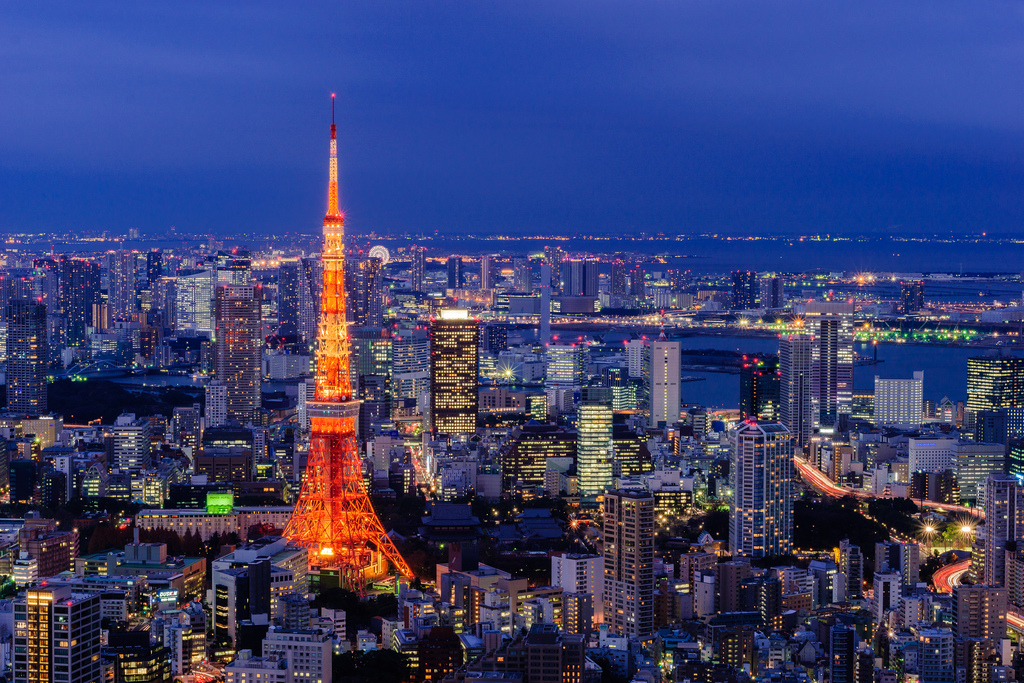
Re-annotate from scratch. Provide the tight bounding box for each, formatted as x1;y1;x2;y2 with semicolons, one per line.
3;1;1024;237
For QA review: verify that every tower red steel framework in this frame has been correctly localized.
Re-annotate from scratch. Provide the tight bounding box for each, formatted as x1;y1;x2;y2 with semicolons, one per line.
284;95;413;592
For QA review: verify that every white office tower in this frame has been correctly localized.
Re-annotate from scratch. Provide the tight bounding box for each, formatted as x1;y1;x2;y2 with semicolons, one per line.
648;338;681;428
175;269;214;333
780;334;817;451
874;372;924;428
804;301;854;426
206;380;228;429
603;489;655;637
577;402;613;499
625;339;646;379
729;421;793;558
393;327;430;401
983;474;1024;587
551;553;604;626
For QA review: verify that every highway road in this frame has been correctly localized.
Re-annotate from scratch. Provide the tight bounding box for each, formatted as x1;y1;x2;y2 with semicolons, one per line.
932;557;971;593
793;457;985;520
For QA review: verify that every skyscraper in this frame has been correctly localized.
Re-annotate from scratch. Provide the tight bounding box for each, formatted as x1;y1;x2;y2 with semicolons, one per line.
739;356;780;421
146;250;163;284
546;343;586;387
513;257;532;293
874;372;924;428
446;256;464;290
603;489;655;637
278;259;315;339
479;254;495;291
108;251;136;322
982;474;1023;586
900;280;925;315
729;420;793;558
577;402;613;499
731;270;758;309
647;337;680;427
14;586;102;683
345;256;384;327
759;276;783;309
410;245;427;292
543;246;564;292
559;259;599;297
779;334;816;450
59;256;101;346
350;326;393;441
175;269;215;333
429;310;479;436
610;257;630;297
805;301;854;426
214;285;263;425
394;326;430;401
967;355;1024;415
6;299;48;414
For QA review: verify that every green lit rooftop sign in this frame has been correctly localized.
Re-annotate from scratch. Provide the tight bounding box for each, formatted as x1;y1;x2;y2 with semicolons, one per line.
206;492;234;515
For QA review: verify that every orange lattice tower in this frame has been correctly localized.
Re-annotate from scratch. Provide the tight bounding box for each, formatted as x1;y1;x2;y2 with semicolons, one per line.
284;95;413;593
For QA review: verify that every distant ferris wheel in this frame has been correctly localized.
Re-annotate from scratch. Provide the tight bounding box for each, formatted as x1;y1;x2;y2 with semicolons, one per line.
368;245;390;265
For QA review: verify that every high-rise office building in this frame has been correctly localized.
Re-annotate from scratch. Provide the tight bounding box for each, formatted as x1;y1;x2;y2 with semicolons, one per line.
108;251;136;322
146;250;163;284
759;276;783;309
559;259;599;297
6;299;48;414
551;553;604;628
602;489;655;637
59;256;101;346
731;271;758;309
839;539;864;599
13;586;102;683
900;281;925;315
214;285;262;425
446;257;464;290
982;474;1023;586
874;372;924;428
278;259;317;340
729;420;793;558
779;334;817;450
805;301;854;426
647;338;680;427
577;402;613;499
513;258;532;293
394;326;430;401
345;257;384;327
350;326;393;441
739;356;780;421
410;245;427;292
967;355;1024;415
429;310;479;436
546;343;586;387
175;270;214;333
915;629;955;683
952;584;1007;641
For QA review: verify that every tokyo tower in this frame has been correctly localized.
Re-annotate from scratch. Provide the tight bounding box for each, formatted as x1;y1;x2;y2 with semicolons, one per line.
284;95;413;592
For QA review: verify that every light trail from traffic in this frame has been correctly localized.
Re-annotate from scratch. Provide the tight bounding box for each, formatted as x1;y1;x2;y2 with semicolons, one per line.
793;457;985;520
932;557;971;593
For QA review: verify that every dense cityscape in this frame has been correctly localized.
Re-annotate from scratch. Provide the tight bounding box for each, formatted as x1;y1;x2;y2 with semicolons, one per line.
0;104;1023;683
10;0;1024;681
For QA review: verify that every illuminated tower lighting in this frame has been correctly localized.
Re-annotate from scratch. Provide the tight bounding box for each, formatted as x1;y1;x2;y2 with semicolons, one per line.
284;95;413;593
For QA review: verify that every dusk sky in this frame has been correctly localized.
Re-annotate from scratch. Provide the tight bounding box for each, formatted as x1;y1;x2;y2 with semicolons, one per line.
4;1;1024;238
